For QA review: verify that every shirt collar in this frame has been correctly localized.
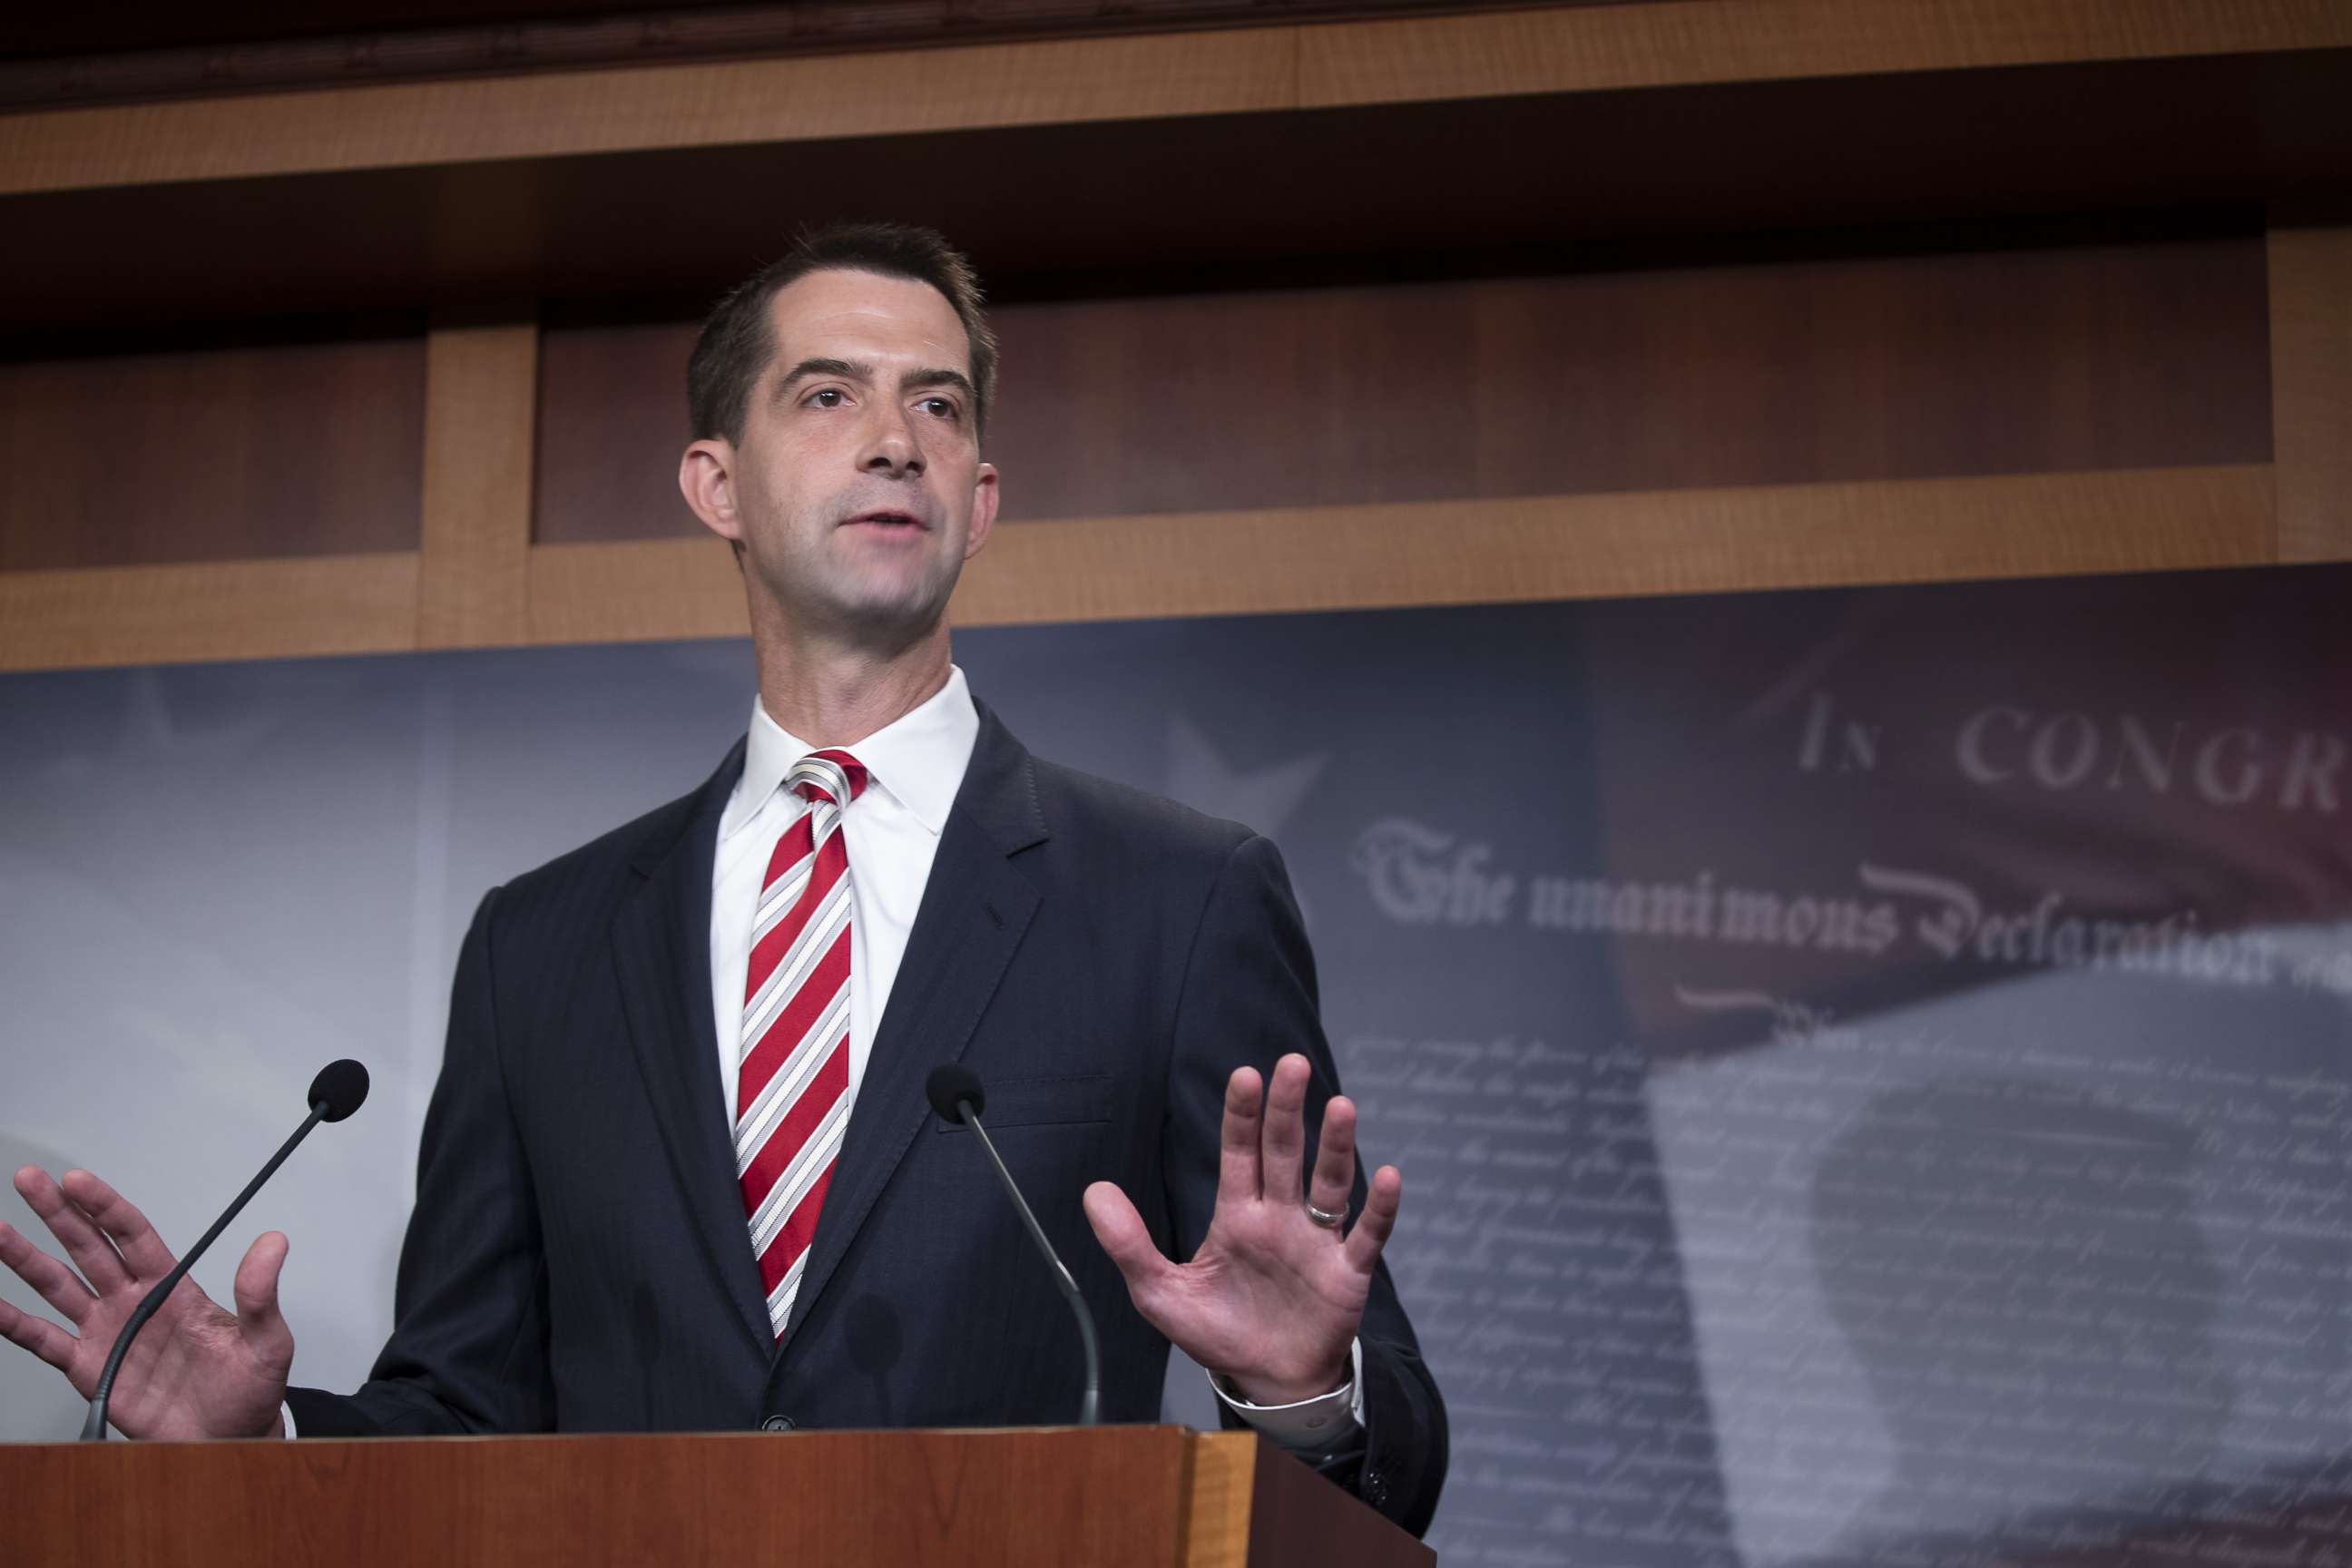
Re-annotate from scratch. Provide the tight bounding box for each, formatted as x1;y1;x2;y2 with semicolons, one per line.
720;664;979;843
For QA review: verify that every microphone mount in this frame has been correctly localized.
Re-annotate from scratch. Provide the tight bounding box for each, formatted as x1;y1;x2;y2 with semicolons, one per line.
926;1063;1102;1426
81;1059;370;1441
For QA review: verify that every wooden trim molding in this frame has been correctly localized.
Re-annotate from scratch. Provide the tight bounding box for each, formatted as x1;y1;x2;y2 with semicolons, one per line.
955;466;2277;623
0;0;1490;114
1300;0;2352;108
0;30;1296;196
2269;226;2352;564
4;0;2346;196
0;467;2282;672
528;466;2278;648
416;322;538;649
1179;1431;1259;1568
526;534;744;646
0;554;422;672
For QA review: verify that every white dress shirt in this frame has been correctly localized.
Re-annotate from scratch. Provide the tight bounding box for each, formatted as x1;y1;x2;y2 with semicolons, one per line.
289;665;1357;1445
710;665;979;1125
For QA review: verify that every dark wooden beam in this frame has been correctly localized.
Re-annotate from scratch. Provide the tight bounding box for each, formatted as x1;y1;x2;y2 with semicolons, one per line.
0;0;1558;111
4;48;2345;349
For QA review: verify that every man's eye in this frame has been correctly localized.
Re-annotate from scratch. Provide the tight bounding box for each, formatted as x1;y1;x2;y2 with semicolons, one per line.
917;397;960;420
806;388;846;407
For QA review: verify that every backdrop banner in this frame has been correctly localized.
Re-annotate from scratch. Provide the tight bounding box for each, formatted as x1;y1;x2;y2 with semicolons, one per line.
4;564;2347;1567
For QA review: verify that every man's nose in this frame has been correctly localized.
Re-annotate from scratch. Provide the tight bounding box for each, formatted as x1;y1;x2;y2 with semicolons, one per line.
860;407;923;476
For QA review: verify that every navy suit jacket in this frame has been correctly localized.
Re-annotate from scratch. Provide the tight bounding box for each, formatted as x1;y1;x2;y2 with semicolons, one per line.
286;703;1446;1534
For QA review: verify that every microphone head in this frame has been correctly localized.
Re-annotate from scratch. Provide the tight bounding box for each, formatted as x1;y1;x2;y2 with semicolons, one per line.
925;1063;985;1124
309;1059;370;1123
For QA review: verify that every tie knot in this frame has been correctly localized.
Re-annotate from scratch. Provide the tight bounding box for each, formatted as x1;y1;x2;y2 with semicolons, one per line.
787;749;867;809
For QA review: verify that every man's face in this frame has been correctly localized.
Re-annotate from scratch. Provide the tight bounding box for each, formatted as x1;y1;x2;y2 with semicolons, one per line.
687;267;998;648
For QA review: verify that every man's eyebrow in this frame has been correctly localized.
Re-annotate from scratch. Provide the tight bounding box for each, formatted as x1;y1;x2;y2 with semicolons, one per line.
772;358;869;402
769;360;975;407
901;368;977;401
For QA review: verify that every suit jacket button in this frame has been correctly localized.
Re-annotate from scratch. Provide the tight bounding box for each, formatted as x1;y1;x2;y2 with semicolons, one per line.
760;1415;795;1432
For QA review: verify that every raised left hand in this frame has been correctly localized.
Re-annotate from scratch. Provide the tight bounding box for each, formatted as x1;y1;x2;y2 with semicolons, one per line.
1083;1053;1402;1405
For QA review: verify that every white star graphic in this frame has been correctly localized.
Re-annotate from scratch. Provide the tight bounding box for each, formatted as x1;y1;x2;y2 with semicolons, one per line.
1162;718;1329;931
1163;717;1328;838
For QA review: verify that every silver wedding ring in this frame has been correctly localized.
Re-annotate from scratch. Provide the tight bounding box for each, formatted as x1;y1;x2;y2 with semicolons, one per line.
1305;1201;1347;1230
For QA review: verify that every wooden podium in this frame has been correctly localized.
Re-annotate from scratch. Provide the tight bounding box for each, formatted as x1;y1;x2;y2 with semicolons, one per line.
0;1425;1432;1566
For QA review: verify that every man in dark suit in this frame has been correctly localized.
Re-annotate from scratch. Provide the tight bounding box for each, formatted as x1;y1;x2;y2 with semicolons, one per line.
0;223;1446;1534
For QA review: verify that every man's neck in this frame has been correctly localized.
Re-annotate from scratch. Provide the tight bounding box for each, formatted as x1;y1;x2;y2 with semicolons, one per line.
752;626;955;750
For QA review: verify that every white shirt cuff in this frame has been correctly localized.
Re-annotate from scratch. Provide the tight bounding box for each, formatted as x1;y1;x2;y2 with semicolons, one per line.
1206;1337;1365;1454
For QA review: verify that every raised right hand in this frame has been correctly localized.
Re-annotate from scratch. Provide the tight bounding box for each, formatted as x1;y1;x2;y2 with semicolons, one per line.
0;1166;291;1439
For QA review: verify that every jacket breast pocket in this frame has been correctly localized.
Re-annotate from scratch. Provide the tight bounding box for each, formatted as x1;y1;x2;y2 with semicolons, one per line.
931;1073;1115;1132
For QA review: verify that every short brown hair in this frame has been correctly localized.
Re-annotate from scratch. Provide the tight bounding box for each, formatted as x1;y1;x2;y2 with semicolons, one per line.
686;221;998;446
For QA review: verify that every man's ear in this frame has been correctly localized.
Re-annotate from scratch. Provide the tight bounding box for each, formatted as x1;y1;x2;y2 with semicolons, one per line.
679;437;743;545
963;462;1000;562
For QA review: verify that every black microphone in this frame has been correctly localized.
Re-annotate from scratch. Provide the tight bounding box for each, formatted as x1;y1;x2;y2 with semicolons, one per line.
925;1063;1101;1426
81;1059;370;1441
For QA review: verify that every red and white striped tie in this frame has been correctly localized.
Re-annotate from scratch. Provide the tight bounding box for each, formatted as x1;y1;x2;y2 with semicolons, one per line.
736;748;867;1338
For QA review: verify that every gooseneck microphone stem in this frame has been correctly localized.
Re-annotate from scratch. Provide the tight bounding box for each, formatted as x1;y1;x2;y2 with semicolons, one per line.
956;1096;1102;1427
82;1056;370;1441
81;1103;326;1441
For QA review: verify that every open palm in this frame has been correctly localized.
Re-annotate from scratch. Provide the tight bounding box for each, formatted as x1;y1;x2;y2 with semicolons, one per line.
1083;1054;1401;1406
0;1167;291;1440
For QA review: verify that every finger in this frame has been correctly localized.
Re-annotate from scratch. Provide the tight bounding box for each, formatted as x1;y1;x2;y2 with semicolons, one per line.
15;1167;131;1294
1343;1165;1403;1274
1259;1054;1311;1203
1217;1068;1264;1206
233;1232;295;1372
1082;1182;1176;1299
61;1170;182;1284
1307;1095;1359;1223
0;1219;96;1326
0;1296;82;1380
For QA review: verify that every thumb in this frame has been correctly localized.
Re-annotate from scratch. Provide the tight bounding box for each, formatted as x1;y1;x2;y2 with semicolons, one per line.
1082;1181;1173;1299
232;1231;294;1368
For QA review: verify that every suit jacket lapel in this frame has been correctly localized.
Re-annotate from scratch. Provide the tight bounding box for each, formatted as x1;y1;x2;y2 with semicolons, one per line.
612;737;776;1358
779;704;1049;1351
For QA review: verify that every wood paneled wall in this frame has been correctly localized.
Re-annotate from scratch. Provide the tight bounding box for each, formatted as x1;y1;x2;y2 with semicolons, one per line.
2270;227;2352;564
1;0;2347;672
0;338;424;572
536;238;2273;545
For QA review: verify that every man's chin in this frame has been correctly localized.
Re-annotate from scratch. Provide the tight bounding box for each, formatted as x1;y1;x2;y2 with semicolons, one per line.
808;586;959;651
746;554;963;649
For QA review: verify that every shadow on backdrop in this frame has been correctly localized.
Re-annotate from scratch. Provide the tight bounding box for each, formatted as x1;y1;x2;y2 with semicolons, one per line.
1795;1075;2352;1566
